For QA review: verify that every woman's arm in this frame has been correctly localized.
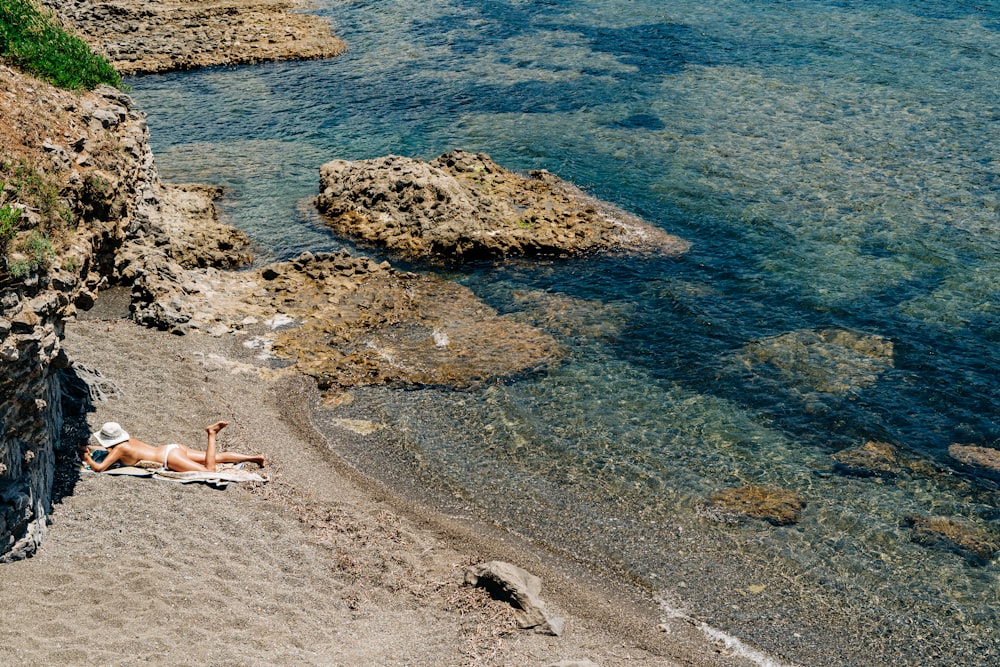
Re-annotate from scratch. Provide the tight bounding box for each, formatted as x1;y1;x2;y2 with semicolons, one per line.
83;446;124;473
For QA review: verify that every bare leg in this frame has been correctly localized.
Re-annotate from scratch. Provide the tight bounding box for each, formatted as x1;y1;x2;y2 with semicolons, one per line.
204;421;228;471
180;445;265;468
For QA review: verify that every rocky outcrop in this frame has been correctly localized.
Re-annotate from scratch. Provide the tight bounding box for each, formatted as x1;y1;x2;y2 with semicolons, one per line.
125;248;562;389
42;0;346;75
315;150;690;260
0;63;246;560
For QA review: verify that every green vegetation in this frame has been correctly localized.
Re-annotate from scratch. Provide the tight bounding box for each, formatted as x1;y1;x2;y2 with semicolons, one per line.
6;230;54;277
0;160;69;233
0;0;121;90
1;164;71;279
0;202;20;253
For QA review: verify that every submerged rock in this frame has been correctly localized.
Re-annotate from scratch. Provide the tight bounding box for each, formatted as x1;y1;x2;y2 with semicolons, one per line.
948;444;1000;479
738;328;894;395
906;515;1000;565
832;440;936;479
315;149;689;260
703;484;806;526
832;440;901;477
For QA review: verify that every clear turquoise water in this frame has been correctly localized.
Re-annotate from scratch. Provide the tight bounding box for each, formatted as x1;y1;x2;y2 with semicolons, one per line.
128;1;1000;664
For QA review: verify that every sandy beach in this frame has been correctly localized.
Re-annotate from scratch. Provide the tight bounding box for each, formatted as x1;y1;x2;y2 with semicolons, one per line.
0;293;762;665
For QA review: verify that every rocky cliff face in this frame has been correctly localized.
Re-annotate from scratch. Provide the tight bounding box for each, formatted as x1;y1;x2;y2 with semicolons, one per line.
0;64;244;561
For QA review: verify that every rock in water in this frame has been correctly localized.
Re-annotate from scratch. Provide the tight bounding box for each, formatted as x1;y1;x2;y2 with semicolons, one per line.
906;515;1000;565
315;149;689;259
704;485;806;526
738;328;894;395
832;440;902;478
949;444;1000;479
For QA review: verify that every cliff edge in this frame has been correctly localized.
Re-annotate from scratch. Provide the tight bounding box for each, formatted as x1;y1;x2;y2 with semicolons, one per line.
0;63;247;560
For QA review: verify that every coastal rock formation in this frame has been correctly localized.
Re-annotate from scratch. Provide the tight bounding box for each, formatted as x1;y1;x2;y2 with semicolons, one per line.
906;515;1000;565
702;484;806;526
42;0;346;75
125;248;562;389
948;444;1000;480
143;184;253;270
738;328;894;395
0;62;251;560
265;253;561;389
315;150;690;260
464;561;565;636
1;67;152;559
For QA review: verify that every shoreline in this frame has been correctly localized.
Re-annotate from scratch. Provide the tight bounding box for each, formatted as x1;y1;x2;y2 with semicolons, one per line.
0;307;766;665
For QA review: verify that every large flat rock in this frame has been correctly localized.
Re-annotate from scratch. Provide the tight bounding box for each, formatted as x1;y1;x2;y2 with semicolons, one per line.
315;149;690;260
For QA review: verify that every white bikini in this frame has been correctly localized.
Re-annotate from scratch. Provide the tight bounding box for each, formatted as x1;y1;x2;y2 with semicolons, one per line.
162;444;180;469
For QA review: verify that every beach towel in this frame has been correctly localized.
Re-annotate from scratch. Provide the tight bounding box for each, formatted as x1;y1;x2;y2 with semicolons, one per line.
83;461;268;488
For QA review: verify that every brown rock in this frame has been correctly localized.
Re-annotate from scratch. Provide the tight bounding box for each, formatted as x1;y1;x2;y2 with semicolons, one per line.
44;0;347;76
265;253;562;389
705;485;806;526
906;515;1000;565
832;440;937;479
832;440;902;477
949;444;1000;478
315;150;690;260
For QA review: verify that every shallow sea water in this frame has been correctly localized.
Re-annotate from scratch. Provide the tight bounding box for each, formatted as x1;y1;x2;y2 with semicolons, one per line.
128;1;1000;664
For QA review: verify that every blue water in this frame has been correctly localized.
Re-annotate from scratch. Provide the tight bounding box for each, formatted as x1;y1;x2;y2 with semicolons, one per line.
127;1;1000;664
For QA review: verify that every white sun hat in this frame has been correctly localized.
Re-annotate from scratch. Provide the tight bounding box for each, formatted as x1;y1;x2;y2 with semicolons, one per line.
92;422;130;447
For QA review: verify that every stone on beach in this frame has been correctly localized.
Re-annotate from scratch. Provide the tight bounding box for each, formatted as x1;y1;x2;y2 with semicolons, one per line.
464;560;565;636
315;149;690;259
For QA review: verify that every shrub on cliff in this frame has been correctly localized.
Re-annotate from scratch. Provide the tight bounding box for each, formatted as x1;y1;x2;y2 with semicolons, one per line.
0;0;121;89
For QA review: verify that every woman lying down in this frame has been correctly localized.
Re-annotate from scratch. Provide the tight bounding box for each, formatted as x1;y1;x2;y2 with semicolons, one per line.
82;421;266;473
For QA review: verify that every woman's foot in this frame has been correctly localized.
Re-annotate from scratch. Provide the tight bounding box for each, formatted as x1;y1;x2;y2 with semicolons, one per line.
206;421;229;435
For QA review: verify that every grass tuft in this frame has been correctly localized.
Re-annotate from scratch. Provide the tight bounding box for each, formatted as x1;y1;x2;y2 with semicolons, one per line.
0;0;122;89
